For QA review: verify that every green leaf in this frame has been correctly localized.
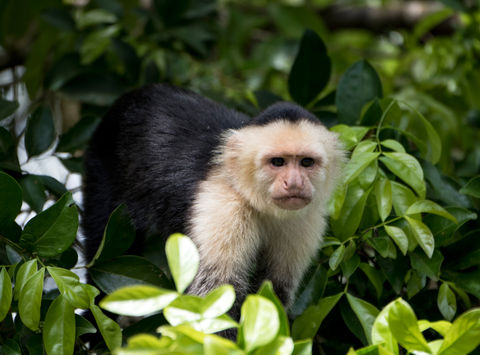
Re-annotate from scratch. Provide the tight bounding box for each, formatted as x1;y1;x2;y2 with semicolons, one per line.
380;139;405;153
14;259;37;301
19;174;46;213
329;244;345;271
2;339;22;355
75;8;117;28
404;216;434;258
460;176;480;198
21;193;78;257
0;172;22;224
18;267;45;331
288;29;330;106
407;271;426;299
89;255;171;294
437;309;480;355
166;234;200;294
100;285;178;316
90;204;135;264
437;283;456;321
387;298;431;353
290;265;327;318
75;314;97;337
368;234;397;259
25;106;56;158
291;293;343;340
292;339;313;355
380;153;426;199
375;178;392;221
0;268;12;321
201;285;236;318
254;336;294;355
56;115;100;153
257;281;290;337
418;320;452;337
163;295;202;325
391;181;418;216
330;125;370;150
346;294;379;344
80;25;120;64
343;152;380;184
0;98;19;120
359;263;384;299
336;60;383;125
204;334;243;355
406;200;457;222
410;249;443;280
239;295;279;352
90;304;122;352
47;266;90;309
371;301;398;355
384;225;408;256
43;295;75;355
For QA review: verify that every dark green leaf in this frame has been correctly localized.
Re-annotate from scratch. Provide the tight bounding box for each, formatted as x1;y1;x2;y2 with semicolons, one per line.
0;127;20;171
18;267;45;331
377;254;409;294
90;304;122;352
90;204;135;264
2;339;22;355
346;293;379;344
359;263;384;299
43;295;75;355
0;267;12;322
56;115;101;153
89;255;171;294
41;8;75;31
336;60;382;125
25;106;56;158
38;175;68;197
437;283;456;321
75;314;97;337
290;265;327;318
329;244;346;270
80;25;120;64
19;174;46;213
288;29;330;106
410;249;443;280
380;153;426;199
47;266;90;309
404;216;434;258
0;172;22;223
14;259;37;301
21;193;78;257
60;74;126;106
460;176;480;198
60;157;84;173
0;98;19;121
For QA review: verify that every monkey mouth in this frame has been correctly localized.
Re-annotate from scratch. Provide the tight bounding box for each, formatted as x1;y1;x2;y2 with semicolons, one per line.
273;195;311;210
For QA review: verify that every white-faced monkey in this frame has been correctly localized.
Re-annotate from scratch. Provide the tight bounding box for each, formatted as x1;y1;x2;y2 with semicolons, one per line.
82;84;343;322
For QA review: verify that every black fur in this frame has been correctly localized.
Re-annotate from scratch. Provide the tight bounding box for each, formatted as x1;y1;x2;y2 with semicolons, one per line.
83;84;318;262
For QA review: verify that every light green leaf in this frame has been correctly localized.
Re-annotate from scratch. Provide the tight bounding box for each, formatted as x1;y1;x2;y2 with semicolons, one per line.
0;268;12;322
437;283;456;321
90;304;122;352
18;267;45;331
380;153;425;199
381;139;406;153
204;334;242;355
257;281;290;337
418;320;452;336
292;339;313;355
166;233;200;294
100;285;178;316
375;178;392;221
189;314;238;334
384;225;408;255
438;309;480;355
330;125;369;150
404;216;435;258
406;200;457;222
14;259;37;301
201;285;235;318
387;298;431;353
163;295;203;325
371;301;398;354
391;181;419;216
343;152;380;184
80;25;120;64
43;295;75;355
239;295;279;352
459;176;480;198
254;336;294;355
329;244;345;271
347;293;379;344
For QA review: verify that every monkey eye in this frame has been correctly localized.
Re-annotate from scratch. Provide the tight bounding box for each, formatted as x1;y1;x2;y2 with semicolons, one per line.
301;158;315;167
270;157;285;167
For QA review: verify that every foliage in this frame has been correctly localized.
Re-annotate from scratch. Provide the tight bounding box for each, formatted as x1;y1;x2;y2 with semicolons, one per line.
1;0;480;354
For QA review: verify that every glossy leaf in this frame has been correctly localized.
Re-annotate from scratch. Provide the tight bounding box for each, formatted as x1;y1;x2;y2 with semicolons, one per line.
437;309;480;355
19;174;46;213
292;293;343;340
336;60;382;125
166;233;200;294
204;334;242;355
288;29;330;106
0;98;19;120
47;266;90;309
391;181;418;216
343;152;380;184
371;301;398;354
292;339;313;355
25;106;56;157
239;295;279;352
384;225;408;255
0;172;22;224
410;249;443;280
380;139;405;153
406;200;457;222
89;255;171;294
380;153;426;199
254;336;294;355
387;298;431;353
18;267;45;331
100;285;178;316
14;259;37;301
418;320;452;337
21;192;78;257
404;216;434;258
90;204;135;264
329;244;345;271
459;176;480;198
163;295;203;325
347;293;379;344
330;125;370;150
375;178;392;221
43;295;75;355
257;281;290;336
0;268;12;321
91;304;122;352
201;285;235;318
437;283;456;321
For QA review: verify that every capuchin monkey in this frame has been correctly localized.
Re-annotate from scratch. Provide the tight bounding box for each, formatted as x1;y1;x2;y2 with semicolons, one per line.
82;84;343;323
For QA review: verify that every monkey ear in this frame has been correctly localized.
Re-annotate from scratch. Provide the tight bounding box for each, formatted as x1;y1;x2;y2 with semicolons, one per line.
222;130;243;171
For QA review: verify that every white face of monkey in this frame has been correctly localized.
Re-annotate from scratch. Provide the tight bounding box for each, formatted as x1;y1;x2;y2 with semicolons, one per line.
222;119;342;215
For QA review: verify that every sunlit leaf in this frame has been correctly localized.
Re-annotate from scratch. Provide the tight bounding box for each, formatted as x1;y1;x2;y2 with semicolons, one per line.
18;268;45;331
404;216;434;258
0;268;12;322
166;234;199;294
438;309;480;355
43;295;75;355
